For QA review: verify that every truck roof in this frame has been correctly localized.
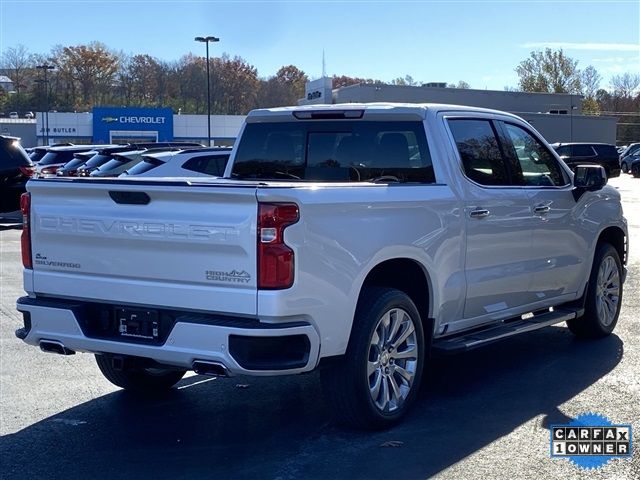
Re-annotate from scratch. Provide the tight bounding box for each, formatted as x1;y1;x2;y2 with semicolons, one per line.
247;102;523;121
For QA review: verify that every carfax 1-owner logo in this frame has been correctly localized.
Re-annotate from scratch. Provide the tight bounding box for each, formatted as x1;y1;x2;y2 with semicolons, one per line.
551;413;633;469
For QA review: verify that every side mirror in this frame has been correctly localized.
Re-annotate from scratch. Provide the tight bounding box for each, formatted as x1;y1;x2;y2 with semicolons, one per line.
573;164;607;200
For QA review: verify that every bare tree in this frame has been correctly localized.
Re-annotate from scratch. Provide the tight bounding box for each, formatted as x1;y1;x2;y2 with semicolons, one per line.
0;44;34;94
611;73;640;98
449;81;471;89
580;66;601;98
581;66;602;114
392;75;418;86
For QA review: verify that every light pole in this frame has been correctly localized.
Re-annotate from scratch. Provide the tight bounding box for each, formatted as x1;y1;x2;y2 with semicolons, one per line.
195;35;219;146
570;95;578;142
36;64;55;145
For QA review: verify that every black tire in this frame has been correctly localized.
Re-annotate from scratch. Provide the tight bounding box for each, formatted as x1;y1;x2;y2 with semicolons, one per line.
567;243;622;338
621;161;628;173
95;354;186;393
321;287;425;429
634;168;640;178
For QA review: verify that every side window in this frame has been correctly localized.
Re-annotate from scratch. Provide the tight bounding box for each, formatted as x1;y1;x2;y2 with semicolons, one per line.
573;145;596;157
183;154;230;176
448;119;510;186
555;145;571;156
593;145;618;158
502;123;568;187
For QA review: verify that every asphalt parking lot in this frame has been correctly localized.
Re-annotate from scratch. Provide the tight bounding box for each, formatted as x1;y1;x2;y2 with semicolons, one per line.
1;176;639;480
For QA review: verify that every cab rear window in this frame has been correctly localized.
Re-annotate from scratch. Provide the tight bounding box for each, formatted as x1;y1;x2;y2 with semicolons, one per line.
232;121;434;183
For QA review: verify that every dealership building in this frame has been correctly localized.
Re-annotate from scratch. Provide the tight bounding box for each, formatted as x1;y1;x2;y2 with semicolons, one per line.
0;79;618;147
28;107;245;147
299;78;618;144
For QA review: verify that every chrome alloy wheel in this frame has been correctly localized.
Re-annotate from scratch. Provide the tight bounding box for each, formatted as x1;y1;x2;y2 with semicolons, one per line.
596;255;620;327
367;308;418;413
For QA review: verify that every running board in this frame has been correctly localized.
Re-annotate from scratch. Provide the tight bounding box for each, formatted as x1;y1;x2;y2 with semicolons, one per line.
432;307;584;355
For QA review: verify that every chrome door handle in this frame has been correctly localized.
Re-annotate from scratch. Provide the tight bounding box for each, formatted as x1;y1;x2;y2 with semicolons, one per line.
534;204;551;214
470;208;490;219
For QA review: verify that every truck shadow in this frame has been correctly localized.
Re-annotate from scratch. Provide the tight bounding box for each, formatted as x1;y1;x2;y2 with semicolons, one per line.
0;327;623;480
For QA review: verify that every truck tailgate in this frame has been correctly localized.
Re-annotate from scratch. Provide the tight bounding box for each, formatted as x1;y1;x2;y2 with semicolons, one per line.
28;180;258;315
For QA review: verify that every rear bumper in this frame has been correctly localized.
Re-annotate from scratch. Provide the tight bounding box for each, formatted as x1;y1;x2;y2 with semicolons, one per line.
16;296;321;376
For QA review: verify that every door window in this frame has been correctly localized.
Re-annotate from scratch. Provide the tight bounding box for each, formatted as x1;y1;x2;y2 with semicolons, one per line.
501;123;569;187
448;119;510;186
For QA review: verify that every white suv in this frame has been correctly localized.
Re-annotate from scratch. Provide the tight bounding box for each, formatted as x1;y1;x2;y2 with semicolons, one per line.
123;147;232;177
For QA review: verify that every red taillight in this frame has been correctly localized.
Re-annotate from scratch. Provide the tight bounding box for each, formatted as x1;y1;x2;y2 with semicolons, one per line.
19;165;35;177
41;166;59;175
20;193;32;269
257;203;299;289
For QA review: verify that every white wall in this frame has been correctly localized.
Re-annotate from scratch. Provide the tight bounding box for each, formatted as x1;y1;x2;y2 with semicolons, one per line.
173;114;245;139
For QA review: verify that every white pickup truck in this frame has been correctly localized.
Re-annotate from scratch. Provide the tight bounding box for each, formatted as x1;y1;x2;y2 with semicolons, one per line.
16;104;627;428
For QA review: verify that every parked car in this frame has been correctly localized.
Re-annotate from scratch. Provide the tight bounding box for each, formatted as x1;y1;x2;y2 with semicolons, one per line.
551;142;621;178
77;142;203;176
124;147;232;177
91;147;187;177
29;143;74;164
16;104;627;429
626;151;640;177
620;143;640;173
76;146;138;176
35;144;113;177
56;151;99;177
0;135;34;212
8;112;18;119
24;112;35;119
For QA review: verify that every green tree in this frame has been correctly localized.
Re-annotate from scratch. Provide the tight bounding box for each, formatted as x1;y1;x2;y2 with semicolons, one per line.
515;48;582;93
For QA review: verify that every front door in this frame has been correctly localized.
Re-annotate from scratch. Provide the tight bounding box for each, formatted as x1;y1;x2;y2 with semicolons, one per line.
498;121;587;300
446;117;537;320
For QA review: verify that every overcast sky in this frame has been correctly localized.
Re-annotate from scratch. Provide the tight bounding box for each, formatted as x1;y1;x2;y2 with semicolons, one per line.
1;0;638;91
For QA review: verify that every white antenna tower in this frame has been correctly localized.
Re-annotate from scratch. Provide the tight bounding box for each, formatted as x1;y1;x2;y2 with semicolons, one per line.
322;50;326;78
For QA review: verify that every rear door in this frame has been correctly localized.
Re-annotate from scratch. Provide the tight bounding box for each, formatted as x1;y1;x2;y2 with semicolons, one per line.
28;179;259;315
445;116;537;320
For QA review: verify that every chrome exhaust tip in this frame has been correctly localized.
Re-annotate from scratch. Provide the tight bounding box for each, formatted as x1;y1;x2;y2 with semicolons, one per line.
39;340;75;356
192;360;229;377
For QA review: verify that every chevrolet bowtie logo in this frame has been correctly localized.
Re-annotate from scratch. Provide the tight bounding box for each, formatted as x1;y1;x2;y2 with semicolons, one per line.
102;116;119;123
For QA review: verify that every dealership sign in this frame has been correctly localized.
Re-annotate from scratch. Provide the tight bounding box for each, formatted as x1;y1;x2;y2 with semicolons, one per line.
304;77;333;105
92;107;173;142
